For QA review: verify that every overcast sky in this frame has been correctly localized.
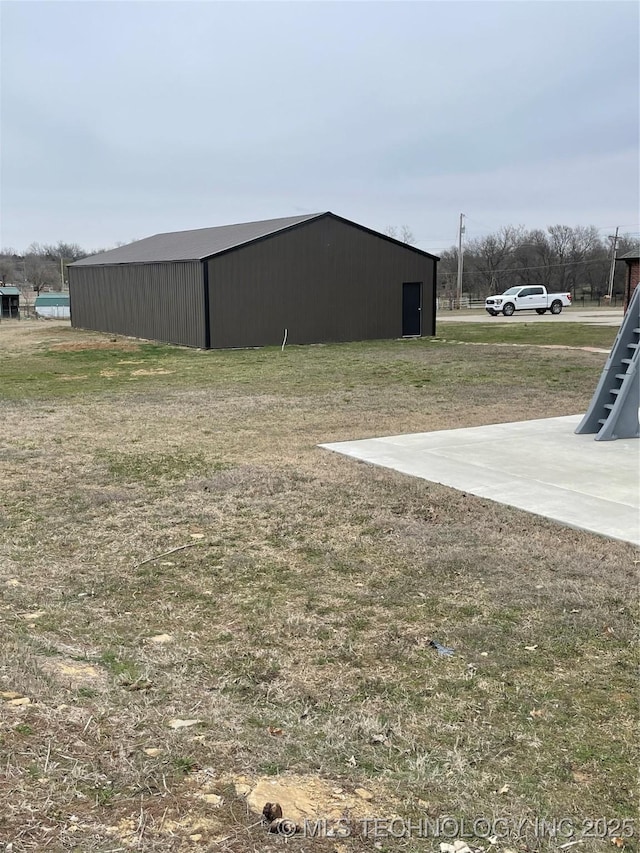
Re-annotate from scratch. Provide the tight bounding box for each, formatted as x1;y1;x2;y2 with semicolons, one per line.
1;1;638;254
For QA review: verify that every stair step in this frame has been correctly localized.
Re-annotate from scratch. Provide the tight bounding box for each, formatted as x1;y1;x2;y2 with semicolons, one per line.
576;285;639;439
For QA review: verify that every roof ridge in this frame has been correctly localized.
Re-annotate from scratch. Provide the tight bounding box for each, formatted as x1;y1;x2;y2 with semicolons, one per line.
71;213;327;265
70;212;439;266
152;212;327;239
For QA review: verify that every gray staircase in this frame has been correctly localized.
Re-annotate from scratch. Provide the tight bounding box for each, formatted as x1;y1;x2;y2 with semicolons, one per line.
575;284;639;441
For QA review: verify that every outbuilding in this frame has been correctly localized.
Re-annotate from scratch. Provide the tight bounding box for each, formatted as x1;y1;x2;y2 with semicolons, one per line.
0;286;20;319
35;292;71;319
617;250;640;312
68;212;438;348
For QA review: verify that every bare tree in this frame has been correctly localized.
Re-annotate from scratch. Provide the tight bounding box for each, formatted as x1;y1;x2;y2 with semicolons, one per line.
24;253;59;294
435;247;460;307
546;225;576;291
512;229;554;288
400;225;415;245
437;223;630;303
42;241;87;262
0;254;17;285
564;225;601;296
466;226;524;293
39;241;87;288
384;225;415;245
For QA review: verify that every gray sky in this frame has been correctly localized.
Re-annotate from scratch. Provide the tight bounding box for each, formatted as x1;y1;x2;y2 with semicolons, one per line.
1;1;638;254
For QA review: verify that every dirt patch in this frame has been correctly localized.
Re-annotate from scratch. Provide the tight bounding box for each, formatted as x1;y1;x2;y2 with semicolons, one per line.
533;344;610;353
0;319;71;352
105;812;223;848
241;774;384;823
442;340;611;354
49;341;140;352
38;657;108;689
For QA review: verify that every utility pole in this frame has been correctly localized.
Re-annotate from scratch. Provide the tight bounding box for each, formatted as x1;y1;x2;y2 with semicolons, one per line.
60;257;65;290
606;226;619;301
456;213;465;309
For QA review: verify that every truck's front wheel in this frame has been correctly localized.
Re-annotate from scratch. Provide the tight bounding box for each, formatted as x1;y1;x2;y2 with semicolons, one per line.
550;301;562;315
502;303;515;316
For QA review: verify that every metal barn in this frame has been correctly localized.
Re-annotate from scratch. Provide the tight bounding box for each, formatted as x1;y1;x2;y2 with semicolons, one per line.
68;212;438;349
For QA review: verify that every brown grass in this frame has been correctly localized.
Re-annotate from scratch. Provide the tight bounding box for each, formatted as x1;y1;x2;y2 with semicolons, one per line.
48;340;141;352
0;321;637;852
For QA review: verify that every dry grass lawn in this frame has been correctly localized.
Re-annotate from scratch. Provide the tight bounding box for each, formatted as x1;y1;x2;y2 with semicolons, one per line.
0;320;637;852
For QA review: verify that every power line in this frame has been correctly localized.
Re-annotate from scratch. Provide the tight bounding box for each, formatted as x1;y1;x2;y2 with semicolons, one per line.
439;255;615;278
419;229;638;251
459;217;640;239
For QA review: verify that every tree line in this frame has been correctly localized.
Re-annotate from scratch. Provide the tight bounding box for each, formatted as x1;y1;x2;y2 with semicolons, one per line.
0;240;120;294
1;224;637;301
438;225;638;303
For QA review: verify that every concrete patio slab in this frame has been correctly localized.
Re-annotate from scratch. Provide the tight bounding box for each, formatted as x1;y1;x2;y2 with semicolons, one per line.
320;415;640;546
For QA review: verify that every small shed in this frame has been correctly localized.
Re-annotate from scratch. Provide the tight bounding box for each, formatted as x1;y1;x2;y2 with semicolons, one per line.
617;250;640;312
0;286;20;319
68;212;438;348
35;292;71;319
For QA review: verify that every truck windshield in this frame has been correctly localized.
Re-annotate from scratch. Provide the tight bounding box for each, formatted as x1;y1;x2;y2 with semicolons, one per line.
502;287;521;295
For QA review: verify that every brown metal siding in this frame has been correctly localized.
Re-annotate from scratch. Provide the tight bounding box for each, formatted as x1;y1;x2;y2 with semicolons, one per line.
207;216;436;348
68;261;205;348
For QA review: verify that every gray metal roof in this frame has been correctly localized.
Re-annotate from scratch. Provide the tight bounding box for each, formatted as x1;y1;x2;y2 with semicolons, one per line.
0;286;21;295
72;213;325;265
617;249;640;261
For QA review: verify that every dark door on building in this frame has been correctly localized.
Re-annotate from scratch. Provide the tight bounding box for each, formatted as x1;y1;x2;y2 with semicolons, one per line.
402;282;422;336
1;295;19;319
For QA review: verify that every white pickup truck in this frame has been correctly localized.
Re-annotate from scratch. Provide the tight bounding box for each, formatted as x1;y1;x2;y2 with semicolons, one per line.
485;285;572;316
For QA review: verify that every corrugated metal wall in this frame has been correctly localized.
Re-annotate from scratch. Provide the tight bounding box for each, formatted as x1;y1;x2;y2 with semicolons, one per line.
207;215;436;348
68;261;206;348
